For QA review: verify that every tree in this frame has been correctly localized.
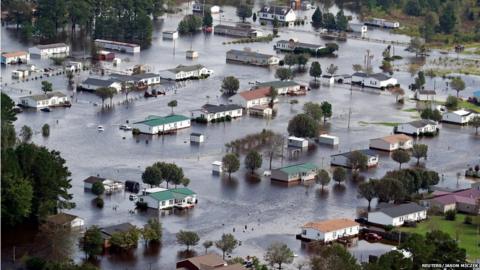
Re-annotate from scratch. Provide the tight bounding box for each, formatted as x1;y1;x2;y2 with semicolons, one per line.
283;54;297;69
309;61;322;81
391;149;411;169
421;12;439;42
245;150;262;173
236;4;252;22
303;102;323;122
312;7;323;27
203;240;213;254
404;0;421;16
335;10;348;31
411;144;428;165
176;230;199;250
374;178;405;202
110;227;140;250
82;226;103;259
445;95;458;110
95;87;114;108
1;93;17;123
252;12;257;22
316;169;330;190
168;100;178;114
269;87;278;107
221;76;240;95
181;177;190;187
264;242;294;269
287;114;319;138
409;37;425;57
320;102;332;122
41;81;53;95
178;14;202;34
332;167;346;184
358;180;376;211
122;82;134;103
296;54;309;70
158;162;184;188
450;77;465;97
1;175;33;227
215;233;238;260
222;153;240;178
352;64;363;72
363;250;413;270
323;12;336;30
91;182;105;197
42;124;50;137
203;11;213;27
310;244;361;270
349;151;368;173
420;108;442;122
470;116;480;135
20;125;33;142
326;64;338;76
439;3;457;34
265;134;283;170
142;165;163;187
142;218;162;244
275;68;293;81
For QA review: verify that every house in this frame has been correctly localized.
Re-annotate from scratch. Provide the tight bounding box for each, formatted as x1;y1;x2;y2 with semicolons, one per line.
46;213;84;229
159;64;213;81
274;39;325;54
186;50;199;59
258;6;297;25
318;134;339;146
331;149;379;168
249;105;273;116
414;90;436;101
369;134;413;152
421;187;480;214
253;80;302;95
12;69;30;79
351;72;397;89
214;24;263;38
1;51;29;64
163;30;178;40
28;43;70;56
139;188;197;210
226;49;280;66
348;23;367;34
191;104;243;122
83;176;124;193
394;120;439;136
367;203;427;226
271;162;318;183
96;50;115;61
110;73;161;86
364;18;400;29
190;133;204;143
79;77;122;92
321;75;335;85
64;61;82;72
101;223;136;248
132;114;191;135
288;136;308;148
230;87;276;109
94;39;140;54
176;253;247;270
19;92;69;109
299;219;360;242
192;2;220;14
441;109;477;125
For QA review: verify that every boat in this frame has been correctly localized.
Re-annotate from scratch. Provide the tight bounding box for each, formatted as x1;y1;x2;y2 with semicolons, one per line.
97;125;104;131
40;107;51;112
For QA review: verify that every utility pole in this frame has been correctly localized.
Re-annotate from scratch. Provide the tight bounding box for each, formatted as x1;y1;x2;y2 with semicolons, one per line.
347;107;352;130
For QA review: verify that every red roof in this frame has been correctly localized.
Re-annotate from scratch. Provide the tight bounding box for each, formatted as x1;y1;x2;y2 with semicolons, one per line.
2;51;28;58
238;87;271;101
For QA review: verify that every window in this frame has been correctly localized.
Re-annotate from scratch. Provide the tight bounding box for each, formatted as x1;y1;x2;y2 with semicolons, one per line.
302;229;306;235
161;201;166;206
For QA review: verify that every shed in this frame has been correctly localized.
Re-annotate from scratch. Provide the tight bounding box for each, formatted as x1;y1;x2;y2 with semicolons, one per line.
288;136;308;148
186;50;199;59
318;134;339;146
46;213;84;229
190;132;205;143
212;161;223;175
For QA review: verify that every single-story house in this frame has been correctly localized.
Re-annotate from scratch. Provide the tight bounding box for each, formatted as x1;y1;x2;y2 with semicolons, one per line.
163;30;179;40
287;136;308;148
249;105;273;117
274;39;325;54
369;134;413;152
212;161;223;175
159;64;213;81
258;6;297;25
191;104;243;122
214;24;262;38
192;3;220;14
190;133;204;143
364;18;400;29
331;149;379;168
421;187;480;214
230;87;276;109
253;80;302;95
176;253;247;270
12;69;29;79
46;213;84;229
271;162;318;183
96;50;115;61
132;114;191;135
394;120;439;136
351;72;397;89
110;73;161;86
1;51;30;64
19;91;69;109
368;202;427;226
139;188;197;210
226;49;280;66
318;134;339;146
79;77;122;92
441;109;477;125
300;219;360;242
83;176;124;193
321;75;335;85
101;223;136;248
28;43;70;56
64;61;82;72
94;39;140;54
414;90;436;101
348;23;367;34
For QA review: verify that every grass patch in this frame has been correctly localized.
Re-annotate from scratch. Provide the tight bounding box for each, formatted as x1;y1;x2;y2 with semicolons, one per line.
426;67;480;77
359;121;399;127
398;214;480;260
458;100;480;113
403;108;418;112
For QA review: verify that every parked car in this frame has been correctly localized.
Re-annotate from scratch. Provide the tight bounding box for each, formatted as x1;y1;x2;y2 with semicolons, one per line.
40;107;51;112
120;124;132;131
364;232;382;242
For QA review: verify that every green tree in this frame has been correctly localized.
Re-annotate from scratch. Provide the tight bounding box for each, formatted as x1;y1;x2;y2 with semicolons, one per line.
236;5;252;22
450;77;465;97
316;169;330;190
391;149;411;169
168;100;178;114
326;64;338;76
66;0;92;34
91;182;105;197
110;227;141;250
312;7;323;27
178;14;202;34
2;93;18;123
252;12;257;22
421;12;439;41
82;226;103;259
203;11;213;27
1;175;33;227
358;180;376;211
142;218;162;244
283;54;297;69
181;177;190;187
404;0;421;16
445;95;458;110
41;124;50;137
221;76;240;95
41;81;53;95
310;244;361;270
309;61;322;81
296;54;309;70
244;150;262;173
222;153;240;178
216;233;238;260
303;102;323;122
411;144;428;165
176;230;199;250
320;101;332;122
268;87;278;107
95;87;114;108
203;240;213;254
287;114;319;138
439;3;457;34
363;250;413;270
470;116;480;135
332;167;346;184
264;242;294;269
374;177;405;202
335;10;348;31
349;151;368;173
20;125;33;143
265;134;284;170
323;12;336;30
275;68;293;81
158;162;184;188
142;165;163;187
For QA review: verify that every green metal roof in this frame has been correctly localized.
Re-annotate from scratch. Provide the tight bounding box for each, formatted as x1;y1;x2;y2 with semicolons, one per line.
148;188;196;201
256;80;300;88
278;162;318;175
171;187;196;196
134;114;189;127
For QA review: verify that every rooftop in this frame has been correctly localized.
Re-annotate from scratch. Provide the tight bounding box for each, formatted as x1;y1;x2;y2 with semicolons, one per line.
238;87;272;101
177;253;226;269
35;43;69;49
450;109;473;116
260;6;292;15
166;64;205;74
227;49;276;60
22;91;66;101
417;90;436;95
94;39;140;48
302;218;359;232
83;176;106;184
201;104;243;113
352;72;392;81
82;77;117;87
255;80;300;89
376;202;426;218
406;119;438;128
276;162;318;175
101;222;136;237
46;213;82;225
331;149;378;158
134;114;189;127
2;51;28;58
373;134;412;144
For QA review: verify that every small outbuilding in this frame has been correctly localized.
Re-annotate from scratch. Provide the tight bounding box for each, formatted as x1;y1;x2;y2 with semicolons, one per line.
287;136;308;148
212;161;223;175
318;134;339;146
46;213;84;229
190;132;205;143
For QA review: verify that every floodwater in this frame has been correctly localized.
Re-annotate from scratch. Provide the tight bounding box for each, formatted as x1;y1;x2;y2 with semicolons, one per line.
1;2;479;269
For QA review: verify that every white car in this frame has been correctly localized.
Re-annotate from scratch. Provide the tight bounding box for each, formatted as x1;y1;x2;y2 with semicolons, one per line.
120;124;132;131
263;170;271;176
97;125;104;131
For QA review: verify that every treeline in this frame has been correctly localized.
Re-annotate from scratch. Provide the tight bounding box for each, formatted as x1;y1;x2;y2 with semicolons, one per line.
2;0;167;46
312;7;349;31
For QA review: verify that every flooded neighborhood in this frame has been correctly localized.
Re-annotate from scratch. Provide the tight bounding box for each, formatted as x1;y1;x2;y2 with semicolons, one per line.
1;0;480;270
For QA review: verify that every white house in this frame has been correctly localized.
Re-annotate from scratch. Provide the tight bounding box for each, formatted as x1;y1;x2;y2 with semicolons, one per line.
139;188;197;210
79;77;122;92
258;6;297;25
321;75;335;85
226;49;280;66
19;92;69;109
348;23;368;34
28;43;70;56
162;30;178;40
83;176;124;193
191;104;243;122
300;219;360;242
331;149;379;168
318;134;339;146
230;87;276;109
441;109;477;125
254;80;302;95
12;69;29;79
274;39;325;53
131;73;161;86
288;136;308;148
1;51;30;64
94;39;140;54
368;203;427;226
365;18;400;29
414;90;436;101
46;213;85;229
192;2;220;14
369;134;413;152
190;133;205;143
159;64;213;81
395;120;439;136
64;61;83;72
133;114;191;135
271;162;318;183
351;72;397;89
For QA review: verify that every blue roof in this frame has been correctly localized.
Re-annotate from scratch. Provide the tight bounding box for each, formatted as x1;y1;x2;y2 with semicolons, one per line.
474;91;480;98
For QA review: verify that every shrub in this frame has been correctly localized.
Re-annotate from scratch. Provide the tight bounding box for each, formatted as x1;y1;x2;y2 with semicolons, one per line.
94;197;104;208
445;209;456;220
136;201;148;210
384;225;394;231
226;115;232;121
42;124;50;137
464;215;473;224
132;128;141;135
25;257;46;270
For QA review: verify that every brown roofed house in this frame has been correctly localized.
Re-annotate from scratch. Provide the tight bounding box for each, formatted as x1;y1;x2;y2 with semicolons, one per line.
369;134;413;152
176;253;247;270
299;218;360;242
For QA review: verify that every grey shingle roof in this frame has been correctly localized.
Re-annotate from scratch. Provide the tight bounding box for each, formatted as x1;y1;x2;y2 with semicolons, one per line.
25;91;66;101
352;72;392;81
36;43;68;49
82;78;117;87
331;149;378;158
255;80;300;88
201;104;242;113
227;49;275;60
101;223;135;237
377;202;426;218
167;64;205;74
260;6;292;15
407;119;437;128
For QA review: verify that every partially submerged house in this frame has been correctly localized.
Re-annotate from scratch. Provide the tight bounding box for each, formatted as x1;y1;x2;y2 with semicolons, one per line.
176;253;247;270
1;51;29;64
421;187;480;214
258;6;297;25
367;203;427;226
159;64;212;81
191;104;243;122
441;109;477;125
79;77;122;92
230;87;276;109
369;134;413;152
94;39;140;54
83;176;124;193
226;49;280;66
139;188;197;210
101;223;136;248
287;136;308;148
299;219;360;242
364;18;400;29
331;149;379;168
214;24;263;38
19;92;70;109
351;72;397;89
274;39;325;54
46;213;84;229
394;120;439;136
132;114;191;134
413;90;436;101
318;134;339;146
270;162;318;183
28;43;70;57
253;80;303;95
